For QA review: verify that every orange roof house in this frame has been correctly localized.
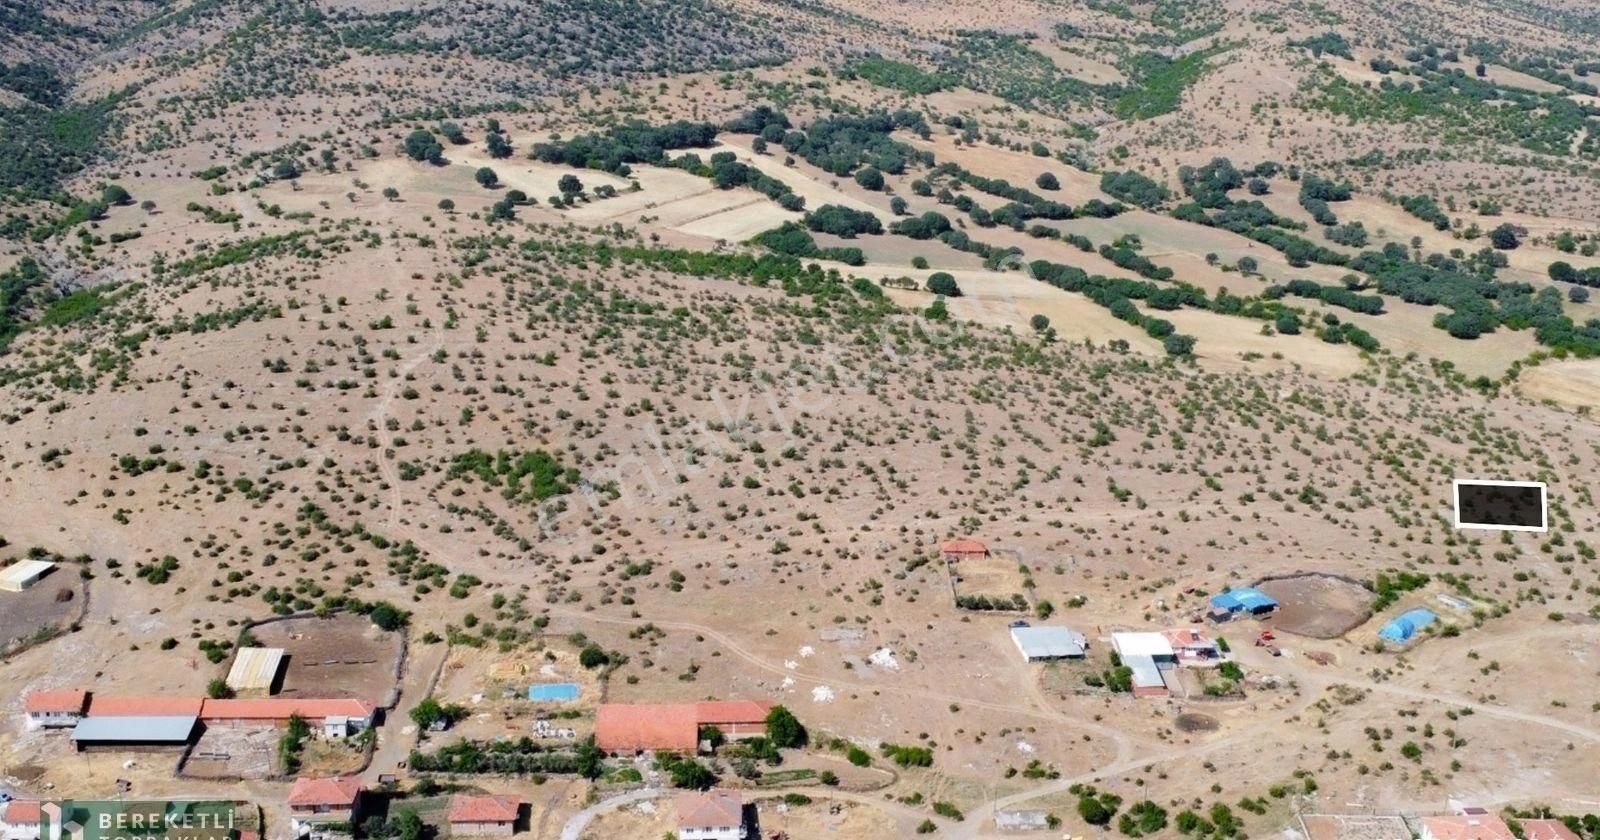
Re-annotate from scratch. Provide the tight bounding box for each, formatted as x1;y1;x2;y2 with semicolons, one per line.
3;800;42;825
448;795;521;835
940;538;989;560
1420;816;1517;840
24;690;90;728
595;704;700;754
86;696;205;717
677;791;744;836
1521;821;1582;840
694;701;772;727
288;776;363;814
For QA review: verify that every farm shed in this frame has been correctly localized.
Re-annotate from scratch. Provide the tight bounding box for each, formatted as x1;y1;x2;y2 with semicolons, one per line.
1112;632;1176;698
1010;626;1088;661
1378;609;1437;643
940;538;989;560
1209;588;1279;616
71;715;198;752
225;648;286;694
0;560;56;593
595;700;772;754
595;704;700;754
200;698;376;729
87;696;205;717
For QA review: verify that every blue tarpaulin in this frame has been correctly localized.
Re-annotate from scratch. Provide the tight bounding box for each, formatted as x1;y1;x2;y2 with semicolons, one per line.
1210;588;1279;614
1378;609;1437;642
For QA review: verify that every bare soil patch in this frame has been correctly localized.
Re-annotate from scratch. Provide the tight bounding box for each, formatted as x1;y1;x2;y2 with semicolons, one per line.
948;550;1032;611
247;613;404;704
1255;574;1375;639
1175;712;1219;733
182;726;279;780
0;569;81;657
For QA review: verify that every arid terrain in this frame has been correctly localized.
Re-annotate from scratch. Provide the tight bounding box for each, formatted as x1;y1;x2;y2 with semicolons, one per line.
2;0;1600;839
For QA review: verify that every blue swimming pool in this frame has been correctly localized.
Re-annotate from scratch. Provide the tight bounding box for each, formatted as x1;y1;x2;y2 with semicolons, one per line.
527;683;580;701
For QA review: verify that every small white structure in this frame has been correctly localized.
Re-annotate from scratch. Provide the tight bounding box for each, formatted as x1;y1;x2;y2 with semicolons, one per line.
1010;626;1088;661
323;716;352;739
676;791;744;840
995;809;1050;832
0;560;56;593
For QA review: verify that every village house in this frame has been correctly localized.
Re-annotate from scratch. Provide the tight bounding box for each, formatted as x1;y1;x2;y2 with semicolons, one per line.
1420;815;1518;840
288;776;364;838
447;795;522;836
676;791;745;840
23;689;88;728
1;801;41;840
1520;820;1582;840
1162;627;1222;665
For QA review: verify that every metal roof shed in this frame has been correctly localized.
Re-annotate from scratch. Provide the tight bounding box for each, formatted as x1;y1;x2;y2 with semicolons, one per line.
1210;588;1279;614
0;560;57;592
71;715;198;750
1111;631;1175;660
225;647;286;693
1010;626;1088;660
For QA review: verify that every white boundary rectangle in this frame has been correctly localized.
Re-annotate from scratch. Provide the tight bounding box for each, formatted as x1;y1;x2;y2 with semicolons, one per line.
1452;478;1547;532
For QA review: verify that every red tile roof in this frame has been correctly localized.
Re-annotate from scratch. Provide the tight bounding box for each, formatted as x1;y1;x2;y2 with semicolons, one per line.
595;703;700;753
200;698;376;721
87;696;205;717
677;791;742;829
448;796;521;824
1522;821;1582;840
24;689;89;714
3;801;42;825
940;538;988;555
694;700;772;726
1423;816;1517;840
288;776;363;809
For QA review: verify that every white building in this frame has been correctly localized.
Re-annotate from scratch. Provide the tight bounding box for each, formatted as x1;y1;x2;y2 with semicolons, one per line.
0;560;56;593
1010;626;1088;661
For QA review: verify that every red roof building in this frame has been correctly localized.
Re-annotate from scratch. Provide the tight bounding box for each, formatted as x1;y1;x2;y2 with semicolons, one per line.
288;776;364;814
448;796;521;836
1421;816;1518;840
86;696;205;717
940;538;989;560
677;791;744;840
694;700;772;739
24;690;89;728
595;703;700;754
3;800;42;825
595;700;775;754
1521;821;1582;840
200;698;376;726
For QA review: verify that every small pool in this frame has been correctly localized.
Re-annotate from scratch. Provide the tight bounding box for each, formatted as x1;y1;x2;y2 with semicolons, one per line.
527;683;580;702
